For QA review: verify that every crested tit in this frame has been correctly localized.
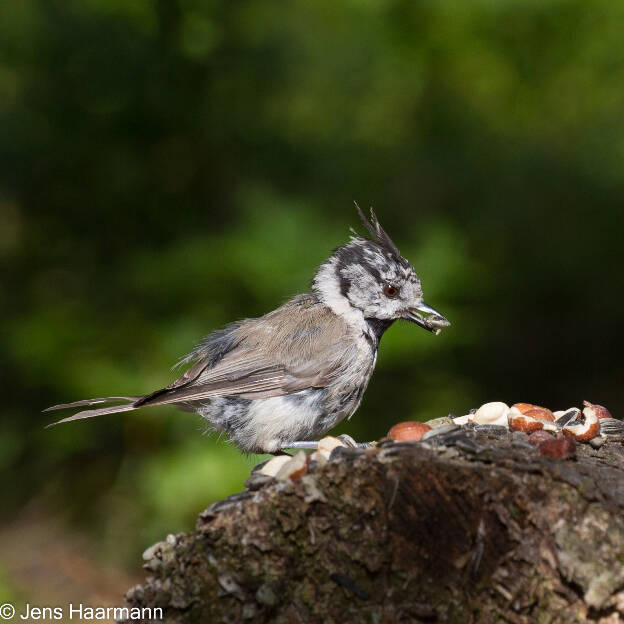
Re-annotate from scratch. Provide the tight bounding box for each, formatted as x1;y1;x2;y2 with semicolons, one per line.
46;206;450;453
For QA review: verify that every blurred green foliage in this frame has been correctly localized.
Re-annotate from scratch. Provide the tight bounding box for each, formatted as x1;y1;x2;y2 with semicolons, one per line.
1;0;624;569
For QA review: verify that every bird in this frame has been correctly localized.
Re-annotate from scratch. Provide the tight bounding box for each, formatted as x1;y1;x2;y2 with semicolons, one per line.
45;206;450;454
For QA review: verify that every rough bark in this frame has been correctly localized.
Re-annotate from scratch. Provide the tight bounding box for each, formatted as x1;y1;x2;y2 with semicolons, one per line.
123;429;624;623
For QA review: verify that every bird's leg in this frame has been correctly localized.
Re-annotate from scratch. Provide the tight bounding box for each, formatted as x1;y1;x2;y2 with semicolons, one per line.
279;435;372;452
280;441;319;450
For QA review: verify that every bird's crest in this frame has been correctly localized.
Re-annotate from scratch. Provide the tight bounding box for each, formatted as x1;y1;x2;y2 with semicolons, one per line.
353;202;401;259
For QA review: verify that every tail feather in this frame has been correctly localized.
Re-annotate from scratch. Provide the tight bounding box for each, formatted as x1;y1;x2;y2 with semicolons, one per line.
44;396;140;412
45;402;138;428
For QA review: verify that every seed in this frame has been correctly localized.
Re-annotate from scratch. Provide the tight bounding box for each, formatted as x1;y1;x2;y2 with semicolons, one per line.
554;408;580;428
600;418;624;439
317;436;348;459
275;450;308;481
512;403;555;422
452;415;471;426
421;424;460;441
583;400;613;420
473;402;510;427
508;407;544;433
257;455;293;477
387;421;432;442
523;407;555;422
563;406;600;442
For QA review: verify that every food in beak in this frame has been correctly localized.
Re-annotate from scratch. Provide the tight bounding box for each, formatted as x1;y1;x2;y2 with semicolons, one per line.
405;301;451;334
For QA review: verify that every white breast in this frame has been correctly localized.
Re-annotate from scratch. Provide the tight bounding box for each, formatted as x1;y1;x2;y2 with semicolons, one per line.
241;391;324;453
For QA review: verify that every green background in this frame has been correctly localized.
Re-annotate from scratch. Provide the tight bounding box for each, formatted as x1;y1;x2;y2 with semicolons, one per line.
1;0;623;606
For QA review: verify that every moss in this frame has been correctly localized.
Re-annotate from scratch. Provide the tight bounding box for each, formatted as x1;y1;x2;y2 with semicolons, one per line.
508;501;522;520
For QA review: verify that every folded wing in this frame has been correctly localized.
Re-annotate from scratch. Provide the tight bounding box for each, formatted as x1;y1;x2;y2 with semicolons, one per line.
46;294;352;426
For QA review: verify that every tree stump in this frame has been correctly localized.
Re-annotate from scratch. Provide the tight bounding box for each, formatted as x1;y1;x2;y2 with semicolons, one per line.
123;428;624;623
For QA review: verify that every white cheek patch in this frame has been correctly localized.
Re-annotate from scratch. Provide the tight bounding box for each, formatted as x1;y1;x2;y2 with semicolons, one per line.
342;263;376;288
313;259;368;333
341;265;381;312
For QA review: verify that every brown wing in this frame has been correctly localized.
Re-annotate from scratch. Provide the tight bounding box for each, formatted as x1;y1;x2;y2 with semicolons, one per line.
138;296;352;407
138;353;335;407
46;295;357;426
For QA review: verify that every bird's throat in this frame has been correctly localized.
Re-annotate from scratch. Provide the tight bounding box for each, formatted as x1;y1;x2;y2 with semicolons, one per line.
364;318;395;345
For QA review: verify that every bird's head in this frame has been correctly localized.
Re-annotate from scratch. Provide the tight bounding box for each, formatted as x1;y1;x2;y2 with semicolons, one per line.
313;205;450;334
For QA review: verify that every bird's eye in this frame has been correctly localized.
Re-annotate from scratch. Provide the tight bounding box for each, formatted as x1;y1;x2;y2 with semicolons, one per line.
384;284;399;298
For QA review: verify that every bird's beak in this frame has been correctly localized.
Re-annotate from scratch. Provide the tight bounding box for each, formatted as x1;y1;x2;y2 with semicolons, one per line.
404;301;450;335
